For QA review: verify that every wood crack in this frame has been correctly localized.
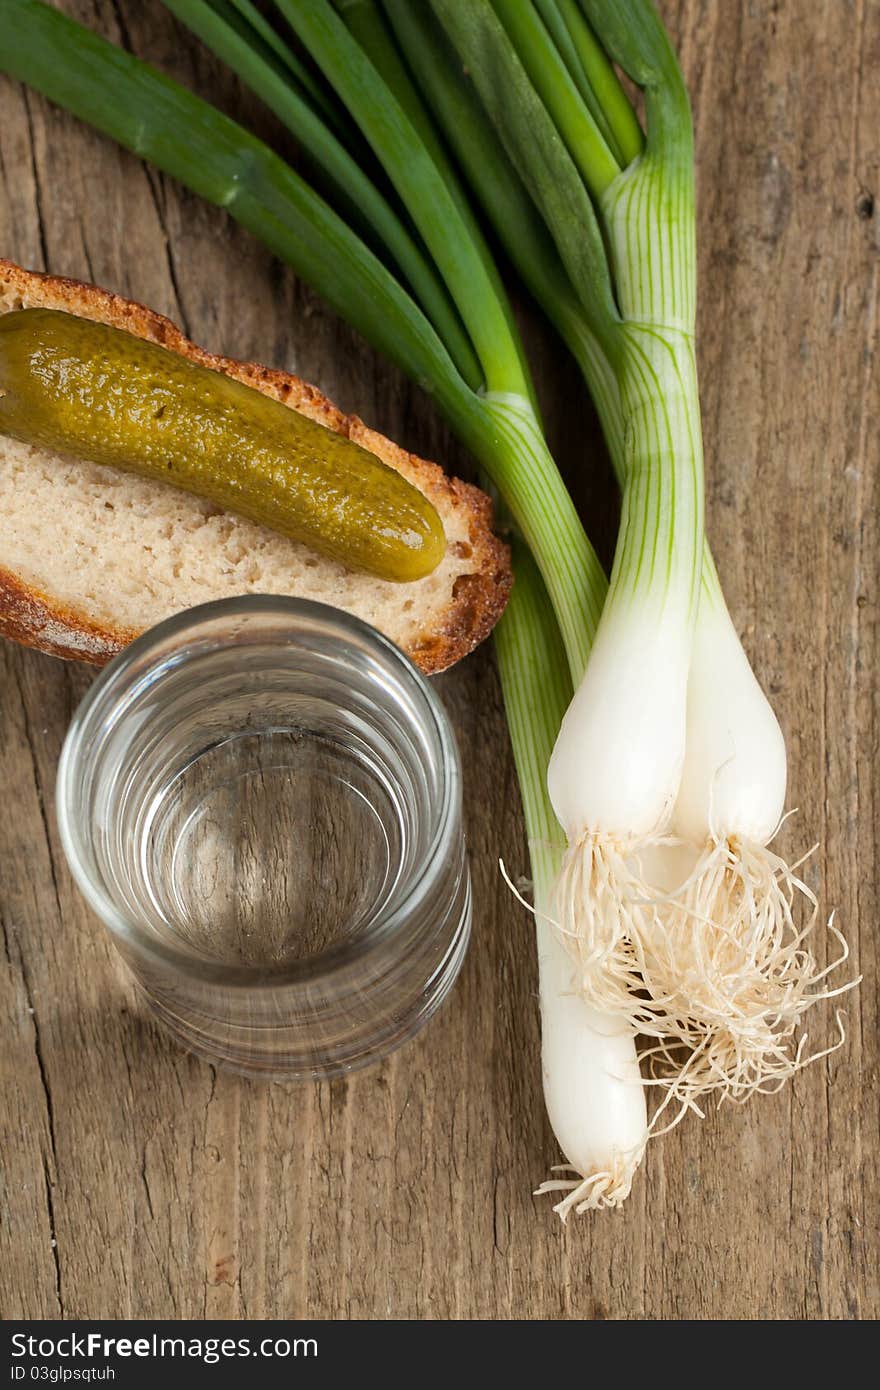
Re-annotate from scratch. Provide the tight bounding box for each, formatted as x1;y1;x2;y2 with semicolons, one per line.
145;169;193;338
13;668;64;929
22;91;49;271
492;1173;503;1256
9;908;63;1315
141;1148;156;1222
8;667;65;1313
109;0;136;56
78;218;97;287
203;1064;218;1139
42;1156;63;1316
0;912;12;968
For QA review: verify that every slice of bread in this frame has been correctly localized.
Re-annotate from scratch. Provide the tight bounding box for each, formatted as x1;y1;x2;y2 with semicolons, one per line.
0;260;511;673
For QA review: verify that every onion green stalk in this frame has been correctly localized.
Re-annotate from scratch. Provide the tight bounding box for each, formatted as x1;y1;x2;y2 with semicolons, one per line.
223;0;347;135
489;0;621;198
534;0;644;167
161;0;485;394
271;0;529;398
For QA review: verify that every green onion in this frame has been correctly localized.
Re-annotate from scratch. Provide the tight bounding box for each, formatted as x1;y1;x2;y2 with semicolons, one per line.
411;0;853;1123
2;0;850;1215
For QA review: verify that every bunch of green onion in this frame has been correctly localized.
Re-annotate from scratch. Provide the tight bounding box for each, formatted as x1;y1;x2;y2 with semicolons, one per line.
3;0;855;1218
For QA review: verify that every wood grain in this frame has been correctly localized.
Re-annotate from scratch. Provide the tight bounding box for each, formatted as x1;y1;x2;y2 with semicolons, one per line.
0;0;877;1321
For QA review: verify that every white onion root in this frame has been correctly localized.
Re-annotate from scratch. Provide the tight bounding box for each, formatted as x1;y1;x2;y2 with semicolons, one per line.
551;831;677;1026
634;835;858;1106
550;831;858;1116
535;1147;646;1221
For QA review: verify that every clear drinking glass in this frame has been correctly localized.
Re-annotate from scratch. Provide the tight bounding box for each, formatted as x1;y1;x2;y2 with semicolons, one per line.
56;596;471;1080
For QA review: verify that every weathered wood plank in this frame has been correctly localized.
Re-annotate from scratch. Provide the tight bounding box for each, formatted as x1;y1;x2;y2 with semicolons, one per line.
0;0;876;1320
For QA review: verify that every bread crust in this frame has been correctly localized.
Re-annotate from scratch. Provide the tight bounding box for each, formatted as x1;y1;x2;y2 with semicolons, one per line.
0;259;511;673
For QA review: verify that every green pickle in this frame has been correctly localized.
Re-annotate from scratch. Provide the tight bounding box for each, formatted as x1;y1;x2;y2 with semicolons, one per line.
0;309;446;582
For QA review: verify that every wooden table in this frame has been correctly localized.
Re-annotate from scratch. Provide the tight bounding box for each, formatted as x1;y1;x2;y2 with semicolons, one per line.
1;1;876;1321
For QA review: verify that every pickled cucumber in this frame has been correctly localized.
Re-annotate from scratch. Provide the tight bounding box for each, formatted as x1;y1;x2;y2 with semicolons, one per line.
0;309;446;582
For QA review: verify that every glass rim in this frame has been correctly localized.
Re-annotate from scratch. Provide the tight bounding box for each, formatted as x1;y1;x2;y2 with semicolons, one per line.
56;594;464;994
